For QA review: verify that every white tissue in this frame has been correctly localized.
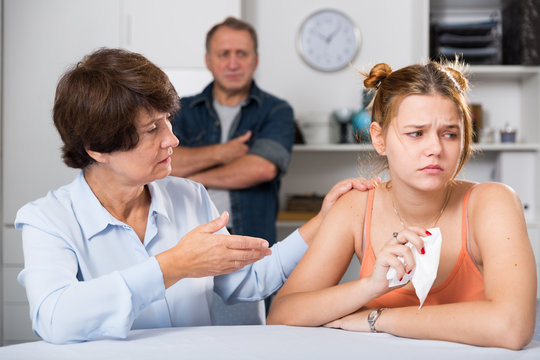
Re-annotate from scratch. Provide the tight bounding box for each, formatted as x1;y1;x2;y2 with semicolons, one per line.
385;228;442;308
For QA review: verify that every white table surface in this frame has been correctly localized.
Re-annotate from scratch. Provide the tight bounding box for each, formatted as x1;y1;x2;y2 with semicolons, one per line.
1;324;539;360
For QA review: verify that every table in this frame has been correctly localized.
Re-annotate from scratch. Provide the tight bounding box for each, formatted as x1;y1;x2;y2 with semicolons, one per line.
1;325;539;360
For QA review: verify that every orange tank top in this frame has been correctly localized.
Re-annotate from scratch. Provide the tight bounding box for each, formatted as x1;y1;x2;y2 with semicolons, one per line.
359;187;485;308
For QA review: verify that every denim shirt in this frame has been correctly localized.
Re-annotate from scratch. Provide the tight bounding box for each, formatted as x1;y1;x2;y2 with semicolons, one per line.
172;81;295;245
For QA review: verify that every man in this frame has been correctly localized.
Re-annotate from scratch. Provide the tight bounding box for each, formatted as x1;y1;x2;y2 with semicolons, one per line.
171;17;295;247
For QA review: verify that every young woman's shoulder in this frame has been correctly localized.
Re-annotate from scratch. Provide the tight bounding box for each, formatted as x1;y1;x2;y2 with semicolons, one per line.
313;188;370;253
468;181;520;200
465;181;524;215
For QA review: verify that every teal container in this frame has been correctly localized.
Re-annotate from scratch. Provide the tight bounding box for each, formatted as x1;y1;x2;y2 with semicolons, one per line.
352;89;374;143
352;109;372;143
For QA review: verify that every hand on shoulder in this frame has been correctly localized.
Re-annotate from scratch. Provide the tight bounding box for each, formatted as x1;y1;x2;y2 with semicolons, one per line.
299;178;377;245
323;187;371;219
319;177;380;218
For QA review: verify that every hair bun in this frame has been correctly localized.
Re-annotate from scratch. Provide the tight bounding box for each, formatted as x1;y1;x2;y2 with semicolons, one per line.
364;63;392;89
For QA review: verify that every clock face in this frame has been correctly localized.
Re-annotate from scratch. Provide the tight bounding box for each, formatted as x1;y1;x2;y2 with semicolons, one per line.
297;9;361;72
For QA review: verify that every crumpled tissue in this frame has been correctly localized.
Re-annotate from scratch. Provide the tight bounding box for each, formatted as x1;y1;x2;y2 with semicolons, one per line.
386;227;442;308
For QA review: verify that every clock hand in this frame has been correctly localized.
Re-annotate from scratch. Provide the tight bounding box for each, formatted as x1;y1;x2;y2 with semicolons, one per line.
310;29;327;42
325;23;341;43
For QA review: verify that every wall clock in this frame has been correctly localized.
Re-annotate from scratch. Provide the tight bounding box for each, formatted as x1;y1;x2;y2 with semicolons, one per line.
297;9;361;72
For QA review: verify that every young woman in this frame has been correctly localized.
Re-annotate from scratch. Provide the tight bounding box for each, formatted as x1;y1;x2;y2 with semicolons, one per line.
266;61;537;350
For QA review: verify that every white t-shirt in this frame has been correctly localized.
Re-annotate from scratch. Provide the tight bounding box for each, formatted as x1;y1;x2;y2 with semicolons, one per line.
207;99;242;225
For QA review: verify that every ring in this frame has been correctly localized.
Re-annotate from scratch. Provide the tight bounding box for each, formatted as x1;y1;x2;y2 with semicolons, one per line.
392;232;398;240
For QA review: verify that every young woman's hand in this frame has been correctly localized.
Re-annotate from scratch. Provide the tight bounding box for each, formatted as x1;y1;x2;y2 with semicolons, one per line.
323;308;372;332
368;226;427;297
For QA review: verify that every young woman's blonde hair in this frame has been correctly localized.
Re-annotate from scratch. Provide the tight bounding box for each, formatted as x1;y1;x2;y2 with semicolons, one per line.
360;59;472;178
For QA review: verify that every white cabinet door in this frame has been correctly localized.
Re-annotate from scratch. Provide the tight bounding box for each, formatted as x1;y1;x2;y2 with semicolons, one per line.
2;0;122;345
121;0;241;68
2;0;122;224
2;0;243;344
2;0;243;223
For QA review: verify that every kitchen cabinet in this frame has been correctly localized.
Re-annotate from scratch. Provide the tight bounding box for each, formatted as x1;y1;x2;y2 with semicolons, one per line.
1;0;240;345
120;0;241;98
2;0;121;345
121;0;241;69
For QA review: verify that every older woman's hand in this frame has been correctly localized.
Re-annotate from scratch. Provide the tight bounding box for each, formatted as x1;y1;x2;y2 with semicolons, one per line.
319;177;381;218
156;212;271;288
299;177;381;245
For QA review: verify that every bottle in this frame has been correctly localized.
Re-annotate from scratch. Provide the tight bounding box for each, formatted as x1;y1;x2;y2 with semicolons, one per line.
352;88;374;143
332;108;354;144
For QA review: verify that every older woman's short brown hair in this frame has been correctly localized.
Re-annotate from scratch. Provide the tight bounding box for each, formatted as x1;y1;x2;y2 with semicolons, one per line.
53;47;180;169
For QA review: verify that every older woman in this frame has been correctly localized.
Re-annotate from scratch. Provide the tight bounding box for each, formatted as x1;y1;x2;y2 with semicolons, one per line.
15;48;374;344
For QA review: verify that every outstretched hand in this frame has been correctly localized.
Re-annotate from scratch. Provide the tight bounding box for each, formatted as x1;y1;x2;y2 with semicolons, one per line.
156;211;271;288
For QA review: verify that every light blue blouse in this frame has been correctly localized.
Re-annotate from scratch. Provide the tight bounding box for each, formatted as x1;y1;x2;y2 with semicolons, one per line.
15;172;307;344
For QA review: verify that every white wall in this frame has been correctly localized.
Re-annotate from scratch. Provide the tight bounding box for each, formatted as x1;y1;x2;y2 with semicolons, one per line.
245;0;428;119
242;0;430;211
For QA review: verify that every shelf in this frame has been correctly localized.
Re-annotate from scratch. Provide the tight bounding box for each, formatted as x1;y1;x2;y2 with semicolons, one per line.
276;221;307;228
473;143;540;151
430;0;509;10
470;65;540;74
278;219;540;228
469;65;540;80
293;144;374;152
293;143;540;152
276;211;316;228
277;211;316;221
